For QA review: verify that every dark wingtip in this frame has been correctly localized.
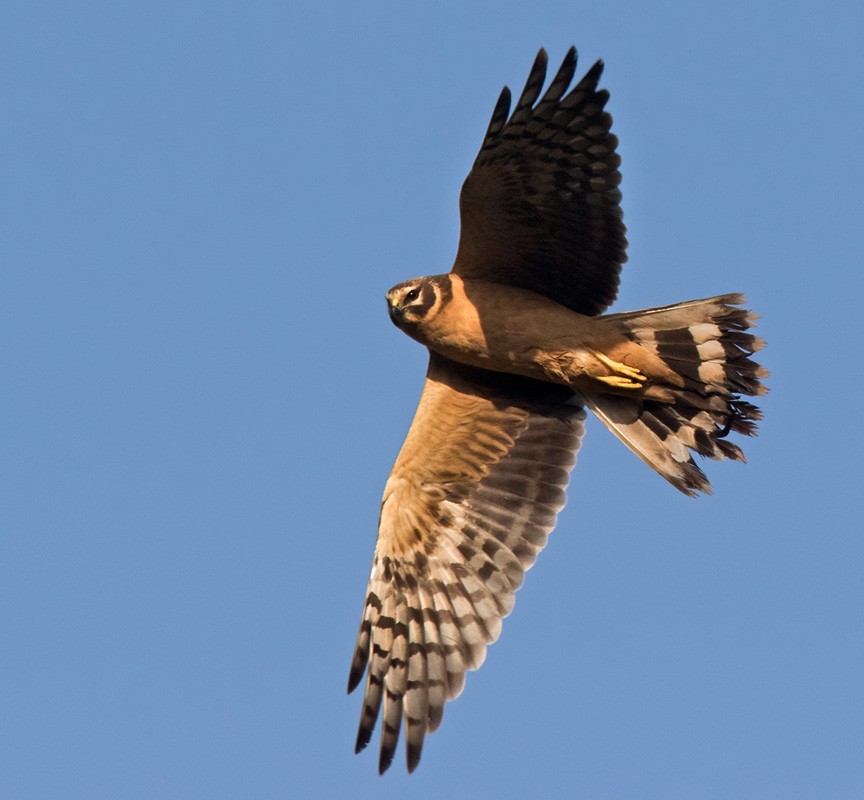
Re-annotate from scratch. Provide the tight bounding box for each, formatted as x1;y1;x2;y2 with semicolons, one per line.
347;662;364;694
513;48;549;115
355;724;373;755
406;742;423;773
482;85;512;142
495;85;512;116
378;747;395;775
586;58;605;83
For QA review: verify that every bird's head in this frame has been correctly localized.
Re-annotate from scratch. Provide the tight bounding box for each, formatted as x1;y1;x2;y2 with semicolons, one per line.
385;276;448;329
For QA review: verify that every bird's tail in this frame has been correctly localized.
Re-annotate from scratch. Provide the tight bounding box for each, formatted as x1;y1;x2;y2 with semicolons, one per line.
586;294;767;496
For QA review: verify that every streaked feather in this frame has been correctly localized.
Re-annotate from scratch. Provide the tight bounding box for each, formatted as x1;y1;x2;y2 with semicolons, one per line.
348;354;584;772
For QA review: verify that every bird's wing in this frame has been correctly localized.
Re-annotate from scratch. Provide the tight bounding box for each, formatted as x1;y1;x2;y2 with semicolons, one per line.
348;353;585;773
452;47;626;316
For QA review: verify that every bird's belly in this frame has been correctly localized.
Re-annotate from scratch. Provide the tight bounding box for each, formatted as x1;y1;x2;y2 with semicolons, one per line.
423;303;603;387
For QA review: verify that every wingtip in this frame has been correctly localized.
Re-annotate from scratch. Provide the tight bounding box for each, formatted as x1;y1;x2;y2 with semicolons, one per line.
406;743;423;773
528;48;548;82
587;58;605;80
347;665;363;695
378;748;396;775
482;85;512;142
355;725;372;755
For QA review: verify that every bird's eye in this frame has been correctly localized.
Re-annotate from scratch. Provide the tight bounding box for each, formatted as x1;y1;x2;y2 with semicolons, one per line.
404;288;420;303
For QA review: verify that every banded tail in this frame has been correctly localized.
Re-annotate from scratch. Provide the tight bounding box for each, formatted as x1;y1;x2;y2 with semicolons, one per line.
588;294;767;496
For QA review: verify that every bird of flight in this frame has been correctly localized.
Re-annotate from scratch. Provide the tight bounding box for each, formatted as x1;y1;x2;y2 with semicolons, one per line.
347;47;767;774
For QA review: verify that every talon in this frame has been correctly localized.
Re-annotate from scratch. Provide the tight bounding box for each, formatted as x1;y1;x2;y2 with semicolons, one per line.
591;350;647;389
596;375;644;389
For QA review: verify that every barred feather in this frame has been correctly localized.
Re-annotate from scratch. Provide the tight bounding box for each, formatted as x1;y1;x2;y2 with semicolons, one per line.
348;356;584;773
589;294;767;496
453;46;626;317
350;46;768;777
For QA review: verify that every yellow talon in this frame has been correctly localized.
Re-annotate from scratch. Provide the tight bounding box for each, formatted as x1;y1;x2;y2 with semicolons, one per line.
595;374;643;389
591;350;647;389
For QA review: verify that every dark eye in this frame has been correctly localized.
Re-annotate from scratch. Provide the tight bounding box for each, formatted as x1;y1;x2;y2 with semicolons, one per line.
404;288;420;303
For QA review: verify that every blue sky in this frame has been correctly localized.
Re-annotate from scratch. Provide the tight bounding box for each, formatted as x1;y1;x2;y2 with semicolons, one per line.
2;1;863;798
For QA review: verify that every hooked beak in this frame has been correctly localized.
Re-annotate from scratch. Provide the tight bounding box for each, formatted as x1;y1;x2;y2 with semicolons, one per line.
387;296;403;324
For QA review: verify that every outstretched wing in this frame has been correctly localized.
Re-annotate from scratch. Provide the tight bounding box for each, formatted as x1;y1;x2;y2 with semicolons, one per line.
347;354;585;773
452;47;626;316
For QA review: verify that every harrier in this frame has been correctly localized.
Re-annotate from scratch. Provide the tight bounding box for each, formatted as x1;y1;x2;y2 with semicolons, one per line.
348;47;766;774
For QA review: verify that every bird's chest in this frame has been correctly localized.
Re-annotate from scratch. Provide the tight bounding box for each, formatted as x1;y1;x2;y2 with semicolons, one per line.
408;286;599;381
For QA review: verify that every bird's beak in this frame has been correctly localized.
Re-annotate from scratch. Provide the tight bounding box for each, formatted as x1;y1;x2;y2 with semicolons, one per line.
387;296;402;324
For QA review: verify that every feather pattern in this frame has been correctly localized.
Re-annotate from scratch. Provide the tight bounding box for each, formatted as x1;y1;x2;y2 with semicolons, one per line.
453;46;626;317
348;355;584;773
588;295;768;496
350;47;768;776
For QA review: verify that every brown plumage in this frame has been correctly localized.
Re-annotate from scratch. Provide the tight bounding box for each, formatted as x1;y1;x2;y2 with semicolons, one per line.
349;47;767;774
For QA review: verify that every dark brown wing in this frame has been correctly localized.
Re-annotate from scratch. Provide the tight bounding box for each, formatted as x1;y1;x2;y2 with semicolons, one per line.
452;47;626;316
347;353;585;773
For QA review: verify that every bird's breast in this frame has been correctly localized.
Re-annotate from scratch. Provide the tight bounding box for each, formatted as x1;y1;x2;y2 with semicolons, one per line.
409;276;602;384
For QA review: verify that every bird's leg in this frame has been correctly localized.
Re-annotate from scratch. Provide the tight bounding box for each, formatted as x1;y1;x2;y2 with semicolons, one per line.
590;349;647;390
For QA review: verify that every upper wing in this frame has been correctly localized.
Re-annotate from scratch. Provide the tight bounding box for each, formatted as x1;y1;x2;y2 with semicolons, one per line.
452;47;626;316
347;353;585;773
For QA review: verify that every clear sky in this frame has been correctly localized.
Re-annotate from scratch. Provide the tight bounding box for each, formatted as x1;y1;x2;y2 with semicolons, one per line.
2;1;863;798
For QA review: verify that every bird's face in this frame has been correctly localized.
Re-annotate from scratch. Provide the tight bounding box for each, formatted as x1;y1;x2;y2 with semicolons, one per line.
386;277;443;329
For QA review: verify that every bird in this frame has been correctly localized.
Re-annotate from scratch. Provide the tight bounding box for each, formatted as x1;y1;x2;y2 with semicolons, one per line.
347;46;767;775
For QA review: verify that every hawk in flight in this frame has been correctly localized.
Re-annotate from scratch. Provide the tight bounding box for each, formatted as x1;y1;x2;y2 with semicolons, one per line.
348;47;766;774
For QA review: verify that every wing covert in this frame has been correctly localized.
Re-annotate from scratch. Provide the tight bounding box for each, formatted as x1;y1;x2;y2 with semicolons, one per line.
348;353;585;773
452;47;627;316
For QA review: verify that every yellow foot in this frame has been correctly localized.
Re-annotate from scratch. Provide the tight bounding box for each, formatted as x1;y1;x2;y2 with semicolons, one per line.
591;351;647;390
595;374;645;389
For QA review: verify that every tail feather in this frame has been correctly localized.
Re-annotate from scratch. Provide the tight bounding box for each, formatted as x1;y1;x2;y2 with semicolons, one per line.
590;294;767;496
